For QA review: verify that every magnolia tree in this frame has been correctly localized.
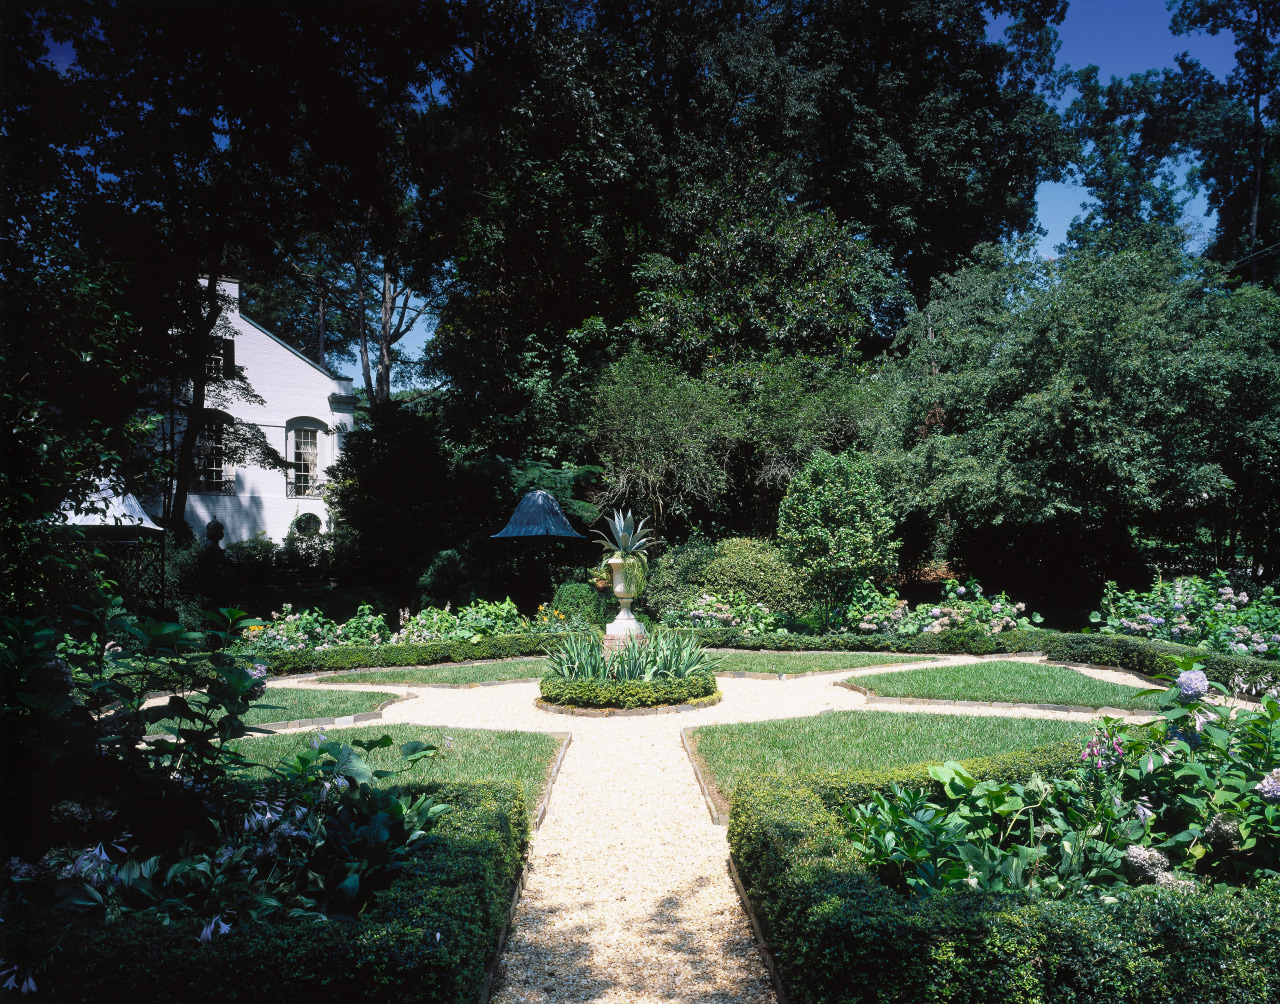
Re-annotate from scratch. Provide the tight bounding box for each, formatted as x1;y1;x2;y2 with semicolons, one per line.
778;450;899;627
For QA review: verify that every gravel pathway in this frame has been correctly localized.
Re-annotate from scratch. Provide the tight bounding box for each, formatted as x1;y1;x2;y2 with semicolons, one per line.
263;654;1160;1002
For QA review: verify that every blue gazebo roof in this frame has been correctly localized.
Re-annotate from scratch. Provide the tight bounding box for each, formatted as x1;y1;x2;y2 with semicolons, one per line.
491;490;585;539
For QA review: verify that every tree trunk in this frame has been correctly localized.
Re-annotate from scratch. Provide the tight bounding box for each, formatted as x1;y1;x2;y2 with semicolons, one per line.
170;269;224;541
377;271;395;404
355;255;374;401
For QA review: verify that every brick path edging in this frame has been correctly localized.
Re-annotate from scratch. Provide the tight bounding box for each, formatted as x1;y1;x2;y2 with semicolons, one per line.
533;693;724;718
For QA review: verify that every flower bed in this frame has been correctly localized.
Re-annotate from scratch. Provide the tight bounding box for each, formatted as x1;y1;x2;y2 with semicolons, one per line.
1092;572;1280;660
728;658;1280;1001
5;781;527;1003
539;671;719;709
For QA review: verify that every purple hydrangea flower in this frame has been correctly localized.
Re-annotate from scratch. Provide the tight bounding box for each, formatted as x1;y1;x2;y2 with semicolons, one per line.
1177;670;1210;702
1257;769;1280;804
957;587;966;595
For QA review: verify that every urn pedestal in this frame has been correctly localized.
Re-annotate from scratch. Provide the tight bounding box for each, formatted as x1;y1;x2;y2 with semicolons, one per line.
604;556;646;650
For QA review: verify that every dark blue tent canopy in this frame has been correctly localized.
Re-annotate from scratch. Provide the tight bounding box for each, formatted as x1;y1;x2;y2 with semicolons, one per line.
491;490;585;539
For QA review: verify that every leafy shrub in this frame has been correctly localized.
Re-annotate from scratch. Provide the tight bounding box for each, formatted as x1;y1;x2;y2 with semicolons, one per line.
837;577;1044;637
238;602;391;653
545;629;720;682
640;538;717;621
777;450;899;623
676;625;1051;656
539;671;718;709
393;597;568;645
1042;632;1277;697
551;580;616;628
701;538;805;619
1092;571;1280;660
224;530;279;576
4;781;528;1003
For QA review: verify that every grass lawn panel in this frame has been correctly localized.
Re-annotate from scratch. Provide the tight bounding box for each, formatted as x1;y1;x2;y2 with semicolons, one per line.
229;723;563;814
152;687;401;733
855;660;1162;709
691;711;1088;799
327;657;547;685
713;651;929;674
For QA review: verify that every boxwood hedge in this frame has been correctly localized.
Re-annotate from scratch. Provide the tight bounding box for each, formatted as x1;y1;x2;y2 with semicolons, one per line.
539;671;718;709
1042;632;1277;697
730;773;1280;1004
4;781;527;1002
261;632;580;676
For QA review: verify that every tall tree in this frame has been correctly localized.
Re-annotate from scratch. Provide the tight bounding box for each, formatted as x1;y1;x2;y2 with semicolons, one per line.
1170;0;1280;282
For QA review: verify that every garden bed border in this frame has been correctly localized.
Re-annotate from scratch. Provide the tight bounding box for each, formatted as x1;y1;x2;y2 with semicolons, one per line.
534;692;723;717
833;680;1141;717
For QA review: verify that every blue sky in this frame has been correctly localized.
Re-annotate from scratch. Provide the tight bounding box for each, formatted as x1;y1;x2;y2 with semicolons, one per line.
1028;0;1239;255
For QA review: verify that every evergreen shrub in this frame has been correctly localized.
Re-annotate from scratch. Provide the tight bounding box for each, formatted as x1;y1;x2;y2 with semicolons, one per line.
539;671;717;709
679;626;1051;655
551;580;616;627
6;781;527;1003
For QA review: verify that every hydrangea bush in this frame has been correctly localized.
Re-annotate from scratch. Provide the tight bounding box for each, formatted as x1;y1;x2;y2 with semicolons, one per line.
840;655;1280;898
663;590;789;636
838;578;1043;637
1091;571;1280;660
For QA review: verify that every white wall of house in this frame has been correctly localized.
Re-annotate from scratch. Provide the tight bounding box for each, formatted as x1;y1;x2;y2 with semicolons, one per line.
183;279;356;543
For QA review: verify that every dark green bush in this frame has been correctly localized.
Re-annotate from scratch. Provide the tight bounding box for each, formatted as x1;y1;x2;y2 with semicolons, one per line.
729;776;1280;1004
641;538;717;620
4;781;528;1003
550;580;616;627
1042;632;1277;696
264;632;574;676
539;671;718;708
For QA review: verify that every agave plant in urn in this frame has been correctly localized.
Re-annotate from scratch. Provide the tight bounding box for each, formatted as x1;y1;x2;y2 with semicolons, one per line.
592;509;652;641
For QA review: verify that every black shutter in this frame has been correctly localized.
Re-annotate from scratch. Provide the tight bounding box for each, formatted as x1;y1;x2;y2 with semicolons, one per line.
222;338;236;378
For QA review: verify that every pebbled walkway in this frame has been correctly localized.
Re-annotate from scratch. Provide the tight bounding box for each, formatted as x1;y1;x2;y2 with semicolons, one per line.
265;654;1152;1003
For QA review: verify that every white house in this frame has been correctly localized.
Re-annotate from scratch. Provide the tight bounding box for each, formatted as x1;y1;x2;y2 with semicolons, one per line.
184;278;356;542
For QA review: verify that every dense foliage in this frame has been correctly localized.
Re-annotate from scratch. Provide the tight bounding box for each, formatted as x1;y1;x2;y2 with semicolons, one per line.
1093;571;1280;660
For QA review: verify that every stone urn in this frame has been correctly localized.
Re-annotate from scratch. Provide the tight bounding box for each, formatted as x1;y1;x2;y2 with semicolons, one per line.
604;555;645;640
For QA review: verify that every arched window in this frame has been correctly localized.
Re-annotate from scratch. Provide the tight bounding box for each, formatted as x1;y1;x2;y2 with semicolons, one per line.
285;418;328;498
193;411;235;494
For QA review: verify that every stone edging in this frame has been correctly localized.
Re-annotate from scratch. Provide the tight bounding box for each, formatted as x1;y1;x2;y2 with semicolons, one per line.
532;692;724;718
727;854;792;1004
681;726;728;826
832;680;1143;717
534;732;572;830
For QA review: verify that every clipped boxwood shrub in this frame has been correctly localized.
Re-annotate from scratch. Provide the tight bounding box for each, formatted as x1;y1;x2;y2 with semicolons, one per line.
550;581;616;628
5;781;527;1002
729;776;1280;1004
1042;632;1277;696
263;632;582;676
539;671;718;709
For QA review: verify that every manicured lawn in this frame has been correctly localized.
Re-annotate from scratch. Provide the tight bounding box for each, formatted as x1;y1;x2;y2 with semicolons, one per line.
152;687;401;732
323;658;547;685
229;723;565;813
690;711;1088;797
714;651;928;674
854;660;1162;710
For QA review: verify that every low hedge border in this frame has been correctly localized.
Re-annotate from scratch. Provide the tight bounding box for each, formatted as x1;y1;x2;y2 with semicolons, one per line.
1042;632;1277;697
538;670;717;709
7;781;529;1003
729;773;1280;1003
261;633;587;676
535;691;723;718
835;680;1146;717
